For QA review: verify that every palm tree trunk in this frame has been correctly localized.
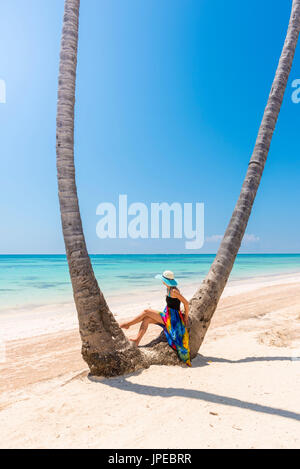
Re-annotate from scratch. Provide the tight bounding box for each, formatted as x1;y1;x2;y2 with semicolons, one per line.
56;0;146;376
56;0;300;376
188;0;300;358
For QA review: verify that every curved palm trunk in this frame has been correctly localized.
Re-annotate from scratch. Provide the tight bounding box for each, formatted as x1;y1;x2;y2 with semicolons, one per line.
188;0;300;357
56;0;146;376
56;0;300;376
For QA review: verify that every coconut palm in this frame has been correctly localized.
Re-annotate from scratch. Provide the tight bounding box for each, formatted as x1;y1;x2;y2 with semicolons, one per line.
56;0;300;376
188;0;300;357
56;0;146;376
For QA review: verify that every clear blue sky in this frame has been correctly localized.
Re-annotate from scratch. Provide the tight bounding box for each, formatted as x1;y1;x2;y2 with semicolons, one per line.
0;0;299;254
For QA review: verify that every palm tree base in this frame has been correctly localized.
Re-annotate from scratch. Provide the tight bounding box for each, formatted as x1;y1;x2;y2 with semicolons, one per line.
82;333;186;377
82;344;148;377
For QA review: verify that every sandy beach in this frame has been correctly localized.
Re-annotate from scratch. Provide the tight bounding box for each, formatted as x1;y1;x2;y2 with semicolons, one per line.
1;0;300;453
0;273;300;449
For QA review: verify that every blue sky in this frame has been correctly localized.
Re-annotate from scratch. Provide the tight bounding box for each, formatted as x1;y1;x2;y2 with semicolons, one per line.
0;0;299;254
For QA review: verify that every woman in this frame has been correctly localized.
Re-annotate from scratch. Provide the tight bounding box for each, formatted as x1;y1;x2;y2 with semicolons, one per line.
121;270;191;367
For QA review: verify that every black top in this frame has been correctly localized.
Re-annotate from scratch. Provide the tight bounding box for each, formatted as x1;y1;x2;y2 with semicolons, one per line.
166;294;181;311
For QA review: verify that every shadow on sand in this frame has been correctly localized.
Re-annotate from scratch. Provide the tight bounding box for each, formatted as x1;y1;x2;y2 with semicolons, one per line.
191;354;300;368
89;354;300;423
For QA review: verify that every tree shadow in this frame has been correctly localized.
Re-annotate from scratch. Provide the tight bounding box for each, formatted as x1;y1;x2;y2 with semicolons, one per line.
89;353;300;423
92;376;300;423
192;354;300;368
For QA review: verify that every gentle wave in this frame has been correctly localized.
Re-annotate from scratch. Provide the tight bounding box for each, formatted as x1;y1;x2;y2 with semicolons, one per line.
0;254;300;312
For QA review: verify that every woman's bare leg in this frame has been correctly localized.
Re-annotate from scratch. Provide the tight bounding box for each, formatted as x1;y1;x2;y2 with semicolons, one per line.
120;309;164;329
130;317;155;346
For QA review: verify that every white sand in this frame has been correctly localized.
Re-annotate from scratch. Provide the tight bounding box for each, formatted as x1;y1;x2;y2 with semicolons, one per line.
0;273;300;449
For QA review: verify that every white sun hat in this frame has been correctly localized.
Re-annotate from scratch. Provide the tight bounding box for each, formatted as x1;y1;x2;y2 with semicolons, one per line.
155;270;178;287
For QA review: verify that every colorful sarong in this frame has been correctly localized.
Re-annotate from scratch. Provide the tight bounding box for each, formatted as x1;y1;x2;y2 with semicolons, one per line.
160;306;191;366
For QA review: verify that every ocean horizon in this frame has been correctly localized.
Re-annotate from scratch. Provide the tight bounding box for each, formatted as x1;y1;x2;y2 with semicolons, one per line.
1;253;300;313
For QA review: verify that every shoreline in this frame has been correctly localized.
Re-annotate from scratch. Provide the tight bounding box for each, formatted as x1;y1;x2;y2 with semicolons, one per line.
1;271;300;342
1;252;300;315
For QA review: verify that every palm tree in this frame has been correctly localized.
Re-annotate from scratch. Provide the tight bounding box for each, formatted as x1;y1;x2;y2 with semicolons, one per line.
56;0;300;376
188;0;300;357
56;0;146;376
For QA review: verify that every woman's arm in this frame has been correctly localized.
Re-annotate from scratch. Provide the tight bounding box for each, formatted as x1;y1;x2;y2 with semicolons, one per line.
172;289;189;325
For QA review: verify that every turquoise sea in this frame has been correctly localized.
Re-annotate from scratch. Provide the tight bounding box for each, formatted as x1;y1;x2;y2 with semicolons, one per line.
0;254;300;312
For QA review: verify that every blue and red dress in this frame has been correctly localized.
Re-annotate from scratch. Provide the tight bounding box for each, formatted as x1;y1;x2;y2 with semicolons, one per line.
160;291;191;367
